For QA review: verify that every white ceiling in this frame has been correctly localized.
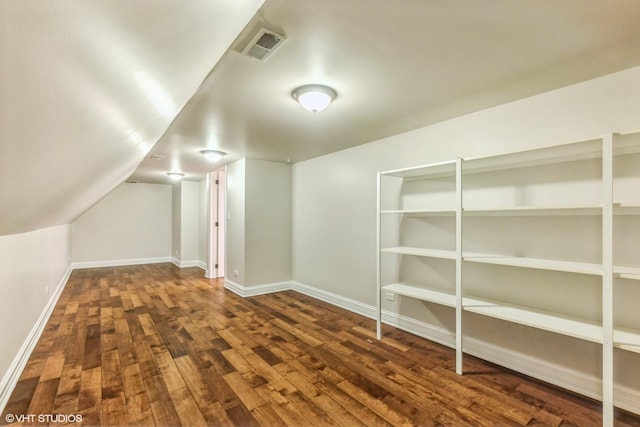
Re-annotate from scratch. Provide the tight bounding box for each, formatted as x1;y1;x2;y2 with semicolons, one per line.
130;0;640;183
2;0;640;235
0;0;264;235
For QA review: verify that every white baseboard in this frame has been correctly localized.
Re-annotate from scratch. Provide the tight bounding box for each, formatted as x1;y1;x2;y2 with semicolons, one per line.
617;385;640;416
290;281;376;319
204;266;223;279
72;257;172;269
224;279;292;297
463;337;640;415
381;309;456;349
170;258;207;270
0;265;72;414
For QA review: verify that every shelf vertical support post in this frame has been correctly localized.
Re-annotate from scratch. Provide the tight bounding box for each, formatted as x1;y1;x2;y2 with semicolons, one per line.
602;133;614;427
376;172;383;340
455;157;463;375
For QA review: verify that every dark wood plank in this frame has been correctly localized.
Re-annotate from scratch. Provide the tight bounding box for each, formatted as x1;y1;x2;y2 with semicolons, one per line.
143;374;181;427
25;378;59;417
101;392;127;427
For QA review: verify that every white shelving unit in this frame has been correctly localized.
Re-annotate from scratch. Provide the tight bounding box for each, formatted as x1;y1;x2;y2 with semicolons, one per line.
463;254;603;275
376;131;640;426
380;247;456;259
381;209;456;216
462;296;603;343
376;158;464;371
382;283;456;307
464;204;603;216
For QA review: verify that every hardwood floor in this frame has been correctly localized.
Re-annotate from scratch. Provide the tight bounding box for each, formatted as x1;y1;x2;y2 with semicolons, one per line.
2;263;639;426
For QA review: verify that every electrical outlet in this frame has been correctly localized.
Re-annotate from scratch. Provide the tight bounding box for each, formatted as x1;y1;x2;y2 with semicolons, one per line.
385;292;395;302
234;269;239;277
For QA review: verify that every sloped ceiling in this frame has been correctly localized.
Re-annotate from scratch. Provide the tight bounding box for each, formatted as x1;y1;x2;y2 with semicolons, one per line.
0;0;264;236
131;0;640;183
3;0;640;236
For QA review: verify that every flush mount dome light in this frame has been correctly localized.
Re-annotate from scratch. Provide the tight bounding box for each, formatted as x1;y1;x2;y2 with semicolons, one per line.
166;172;184;181
200;149;226;162
292;84;337;113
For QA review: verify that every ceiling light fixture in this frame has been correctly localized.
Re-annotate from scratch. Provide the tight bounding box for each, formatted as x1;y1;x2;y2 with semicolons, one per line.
200;149;226;162
166;172;184;181
292;84;337;113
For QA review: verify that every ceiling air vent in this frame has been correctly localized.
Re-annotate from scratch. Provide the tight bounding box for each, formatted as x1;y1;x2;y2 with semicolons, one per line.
242;27;286;61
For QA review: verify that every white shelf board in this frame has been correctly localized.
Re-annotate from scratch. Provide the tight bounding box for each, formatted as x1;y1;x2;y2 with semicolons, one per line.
614;265;640;280
463;204;602;216
463;296;640;353
463;138;603;175
616;273;640;281
380;159;457;180
381;209;455;217
463;254;602;275
614;202;640;208
463;204;640;216
613;203;640;215
614;327;640;354
461;132;640;175
613;130;640;156
382;283;455;307
462;297;603;343
463;253;640;278
381;246;456;259
382;286;640;353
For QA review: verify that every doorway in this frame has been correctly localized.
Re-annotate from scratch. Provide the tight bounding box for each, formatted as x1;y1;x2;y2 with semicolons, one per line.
206;167;225;278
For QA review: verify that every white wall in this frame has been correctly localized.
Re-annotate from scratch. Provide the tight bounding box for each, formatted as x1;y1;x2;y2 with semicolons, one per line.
245;158;292;286
225;158;292;287
172;182;182;260
226;159;246;284
169;180;207;267
293;66;640;299
0;225;71;402
72;183;172;264
292;66;640;403
199;179;208;266
179;181;201;264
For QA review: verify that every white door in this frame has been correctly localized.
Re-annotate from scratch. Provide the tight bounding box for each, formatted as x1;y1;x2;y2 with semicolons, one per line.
207;168;226;278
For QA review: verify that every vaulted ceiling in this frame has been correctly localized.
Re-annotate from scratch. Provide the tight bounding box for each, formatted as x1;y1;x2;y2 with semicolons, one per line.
1;0;264;235
2;0;640;235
